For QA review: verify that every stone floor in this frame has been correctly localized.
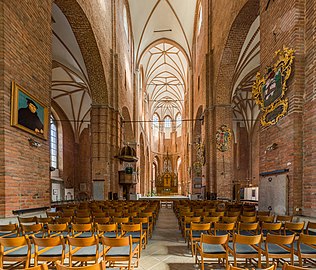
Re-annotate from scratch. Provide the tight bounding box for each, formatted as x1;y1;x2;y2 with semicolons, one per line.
139;207;200;270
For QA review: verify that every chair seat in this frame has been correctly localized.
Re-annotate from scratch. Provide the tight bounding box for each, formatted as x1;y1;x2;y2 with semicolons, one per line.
239;231;256;236
124;232;144;239
71;245;103;256
199;243;226;254
228;242;258;254
4;245;33;256
296;243;316;254
106;243;139;256
264;243;291;254
192;230;208;238
102;232;117;238
307;230;316;235
39;245;69;256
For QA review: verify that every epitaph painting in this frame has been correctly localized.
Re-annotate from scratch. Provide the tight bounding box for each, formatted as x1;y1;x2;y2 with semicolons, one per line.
11;81;48;139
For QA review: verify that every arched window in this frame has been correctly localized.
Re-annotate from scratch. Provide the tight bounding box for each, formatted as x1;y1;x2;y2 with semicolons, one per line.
123;5;129;38
197;3;202;35
153;113;159;127
164;116;172;128
50;115;58;169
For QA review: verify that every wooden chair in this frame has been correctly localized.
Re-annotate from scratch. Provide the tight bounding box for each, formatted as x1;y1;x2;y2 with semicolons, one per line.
47;223;69;237
21;223;45;238
213;222;235;238
239;215;257;223
237;222;259;236
133;217;150;242
229;233;262;268
260;222;282;239
33;235;66;266
0;235;31;268
257;211;270;216
36;217;54;224
17;216;37;226
182;216;201;240
93;217;110;225
281;262;306;270
72;217;92;224
71;223;94;238
305;221;316;235
276;215;293;224
25;263;49;270
121;223;146;251
258;215;275;224
46;211;61;219
264;233;295;267
0;223;19;238
283;222;305;236
258;262;277;270
296;233;316;266
95;223;118;238
54;217;72;224
67;235;101;266
139;212;154;236
101;235;140;270
222;216;239;223
56;260;106;270
188;222;211;255
195;233;229;270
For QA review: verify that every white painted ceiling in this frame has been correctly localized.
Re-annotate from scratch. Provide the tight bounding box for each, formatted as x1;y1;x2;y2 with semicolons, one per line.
129;0;197;120
51;4;91;142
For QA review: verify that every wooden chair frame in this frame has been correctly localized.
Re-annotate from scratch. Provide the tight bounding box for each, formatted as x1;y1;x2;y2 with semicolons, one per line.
296;233;316;266
188;222;211;255
195;233;229;270
101;235;140;270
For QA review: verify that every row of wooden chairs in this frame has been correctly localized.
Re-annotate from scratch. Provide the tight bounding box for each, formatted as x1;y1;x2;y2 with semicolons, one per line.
192;231;316;269
0;234;139;269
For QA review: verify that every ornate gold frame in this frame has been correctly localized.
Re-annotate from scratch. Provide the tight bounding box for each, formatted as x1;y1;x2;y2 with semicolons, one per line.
252;47;295;127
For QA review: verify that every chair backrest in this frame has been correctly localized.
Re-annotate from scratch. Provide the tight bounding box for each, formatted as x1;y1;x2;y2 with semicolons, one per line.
214;222;235;235
276;215;293;223
227;263;249;270
96;223;117;235
258;215;275;223
56;260;106;270
284;222;305;234
233;233;262;245
112;217;130;224
222;216;238;223
47;223;69;236
259;262;277;270
200;233;229;245
71;223;93;233
18;216;37;226
21;223;44;236
203;216;220;223
93;217;110;224
101;235;131;247
0;223;19;237
36;217;53;224
261;222;282;233
72;217;92;224
54;217;72;224
265;233;295;245
190;222;211;231
237;222;259;233
67;235;99;247
306;221;316;234
281;262;305;270
33;235;65;248
298;233;316;245
239;215;257;223
121;223;142;233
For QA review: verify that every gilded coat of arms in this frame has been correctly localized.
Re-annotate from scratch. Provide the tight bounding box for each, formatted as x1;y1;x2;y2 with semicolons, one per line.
216;125;232;152
252;47;295;126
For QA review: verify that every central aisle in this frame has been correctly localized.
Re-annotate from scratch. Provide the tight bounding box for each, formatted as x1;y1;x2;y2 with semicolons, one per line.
139;207;197;270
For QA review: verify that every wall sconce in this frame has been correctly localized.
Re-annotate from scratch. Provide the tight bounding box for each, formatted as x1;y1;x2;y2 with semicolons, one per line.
28;138;41;147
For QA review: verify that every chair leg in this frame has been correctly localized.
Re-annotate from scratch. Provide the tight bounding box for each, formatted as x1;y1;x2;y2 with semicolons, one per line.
201;257;204;270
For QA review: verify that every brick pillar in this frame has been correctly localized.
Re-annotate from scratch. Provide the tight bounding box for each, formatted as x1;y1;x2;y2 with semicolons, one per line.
0;1;52;217
91;105;119;200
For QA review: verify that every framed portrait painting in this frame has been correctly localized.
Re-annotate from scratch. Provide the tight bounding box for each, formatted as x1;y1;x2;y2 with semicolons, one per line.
11;81;48;139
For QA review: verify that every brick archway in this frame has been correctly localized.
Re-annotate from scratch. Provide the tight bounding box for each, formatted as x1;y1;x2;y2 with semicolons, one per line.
215;0;259;103
54;0;108;104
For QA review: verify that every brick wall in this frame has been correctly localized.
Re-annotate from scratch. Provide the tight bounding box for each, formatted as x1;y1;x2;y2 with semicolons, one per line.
260;0;305;214
0;0;52;217
303;0;316;216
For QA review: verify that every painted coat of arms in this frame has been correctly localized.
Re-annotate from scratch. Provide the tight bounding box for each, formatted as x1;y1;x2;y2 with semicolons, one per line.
216;125;232;152
252;47;295;126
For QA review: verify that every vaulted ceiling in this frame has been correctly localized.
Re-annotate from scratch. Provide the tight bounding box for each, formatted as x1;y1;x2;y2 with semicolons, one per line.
129;0;198;119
